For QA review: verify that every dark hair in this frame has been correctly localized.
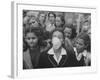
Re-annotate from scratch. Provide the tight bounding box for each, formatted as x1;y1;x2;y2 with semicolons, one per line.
48;12;56;18
38;11;46;17
56;15;65;26
38;11;46;22
63;24;77;39
23;27;45;51
76;33;91;52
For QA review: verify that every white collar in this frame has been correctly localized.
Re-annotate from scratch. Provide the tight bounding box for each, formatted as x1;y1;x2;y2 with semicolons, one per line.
48;47;67;55
48;47;67;64
74;47;88;61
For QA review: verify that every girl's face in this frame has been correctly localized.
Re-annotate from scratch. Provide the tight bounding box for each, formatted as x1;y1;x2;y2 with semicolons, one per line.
52;31;63;46
25;32;38;48
64;27;72;38
39;13;45;22
49;13;55;23
75;38;85;53
56;17;62;27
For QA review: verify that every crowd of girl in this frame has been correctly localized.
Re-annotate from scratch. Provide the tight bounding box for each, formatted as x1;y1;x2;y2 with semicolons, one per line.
23;10;91;69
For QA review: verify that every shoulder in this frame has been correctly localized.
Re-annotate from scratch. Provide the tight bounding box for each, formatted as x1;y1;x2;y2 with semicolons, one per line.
23;49;30;60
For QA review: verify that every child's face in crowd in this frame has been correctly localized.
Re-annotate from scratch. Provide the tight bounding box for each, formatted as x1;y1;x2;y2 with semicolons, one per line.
25;32;38;48
49;13;55;23
75;38;85;53
56;17;62;27
39;13;45;22
52;31;63;46
29;18;39;28
64;27;72;39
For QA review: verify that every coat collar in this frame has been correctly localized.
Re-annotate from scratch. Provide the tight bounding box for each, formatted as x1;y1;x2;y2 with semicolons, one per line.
47;47;67;67
48;47;67;55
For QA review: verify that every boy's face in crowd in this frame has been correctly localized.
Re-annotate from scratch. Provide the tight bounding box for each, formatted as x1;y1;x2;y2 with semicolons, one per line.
49;13;55;23
75;38;85;53
39;13;45;22
25;32;38;48
64;27;72;39
56;17;62;27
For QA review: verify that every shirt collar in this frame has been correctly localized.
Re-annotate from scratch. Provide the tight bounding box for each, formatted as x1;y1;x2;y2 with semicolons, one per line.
48;47;67;55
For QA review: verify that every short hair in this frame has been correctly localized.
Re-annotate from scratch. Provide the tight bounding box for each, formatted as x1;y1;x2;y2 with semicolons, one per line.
38;11;47;22
38;11;46;17
48;12;56;18
56;15;65;25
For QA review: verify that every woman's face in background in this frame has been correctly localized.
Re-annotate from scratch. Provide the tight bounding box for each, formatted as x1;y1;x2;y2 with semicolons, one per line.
49;13;55;24
64;27;72;39
25;32;38;48
82;22;90;32
56;17;62;27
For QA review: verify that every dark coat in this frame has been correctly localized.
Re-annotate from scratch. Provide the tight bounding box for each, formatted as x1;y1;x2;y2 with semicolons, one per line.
38;50;77;68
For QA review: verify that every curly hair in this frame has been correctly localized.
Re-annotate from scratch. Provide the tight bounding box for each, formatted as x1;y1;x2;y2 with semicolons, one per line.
23;27;45;51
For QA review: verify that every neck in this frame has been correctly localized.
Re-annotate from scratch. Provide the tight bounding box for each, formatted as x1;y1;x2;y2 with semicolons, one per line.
29;46;39;51
54;47;62;56
40;21;44;24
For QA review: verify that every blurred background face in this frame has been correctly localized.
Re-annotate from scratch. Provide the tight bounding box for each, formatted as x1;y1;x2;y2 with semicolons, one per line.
49;13;55;23
82;22;90;32
25;32;38;48
64;27;72;38
29;18;39;28
56;17;62;27
75;38;85;53
39;13;45;22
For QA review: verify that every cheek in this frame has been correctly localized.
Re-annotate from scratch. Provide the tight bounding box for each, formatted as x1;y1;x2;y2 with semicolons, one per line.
25;39;30;44
33;39;38;44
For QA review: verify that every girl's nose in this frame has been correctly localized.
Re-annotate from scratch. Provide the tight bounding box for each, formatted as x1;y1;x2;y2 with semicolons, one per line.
29;39;33;42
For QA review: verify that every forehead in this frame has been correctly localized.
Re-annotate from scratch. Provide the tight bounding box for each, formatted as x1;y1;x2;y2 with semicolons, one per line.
76;38;84;44
26;32;36;37
56;17;61;20
64;27;72;32
40;13;45;16
53;31;63;37
49;13;54;17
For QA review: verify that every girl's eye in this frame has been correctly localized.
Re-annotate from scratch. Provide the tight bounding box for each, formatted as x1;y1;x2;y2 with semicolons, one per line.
32;37;36;39
27;38;30;40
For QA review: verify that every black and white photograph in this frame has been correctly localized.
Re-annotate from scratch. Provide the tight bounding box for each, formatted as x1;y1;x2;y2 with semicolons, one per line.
23;10;91;69
11;2;97;78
